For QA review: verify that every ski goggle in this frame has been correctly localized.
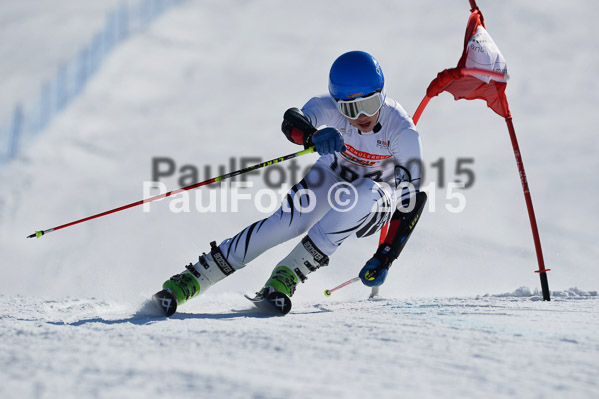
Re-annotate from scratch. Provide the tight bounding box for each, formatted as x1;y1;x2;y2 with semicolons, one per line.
334;91;384;120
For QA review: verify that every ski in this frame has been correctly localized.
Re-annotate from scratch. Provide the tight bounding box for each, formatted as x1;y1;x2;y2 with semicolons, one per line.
152;289;178;317
244;290;292;316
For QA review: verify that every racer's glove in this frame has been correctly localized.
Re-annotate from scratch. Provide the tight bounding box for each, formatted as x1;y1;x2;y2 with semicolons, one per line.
311;127;346;155
359;244;393;287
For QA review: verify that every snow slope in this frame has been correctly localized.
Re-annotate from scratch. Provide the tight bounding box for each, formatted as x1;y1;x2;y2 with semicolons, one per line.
1;291;597;399
0;1;598;398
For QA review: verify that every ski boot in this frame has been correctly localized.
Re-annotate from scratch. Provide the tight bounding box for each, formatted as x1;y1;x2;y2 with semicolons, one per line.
153;241;237;316
246;236;329;315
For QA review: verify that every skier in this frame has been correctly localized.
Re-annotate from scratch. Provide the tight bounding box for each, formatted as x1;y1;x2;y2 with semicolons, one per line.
154;51;427;315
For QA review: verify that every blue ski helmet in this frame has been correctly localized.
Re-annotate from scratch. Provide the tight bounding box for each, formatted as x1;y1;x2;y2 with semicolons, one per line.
328;51;385;101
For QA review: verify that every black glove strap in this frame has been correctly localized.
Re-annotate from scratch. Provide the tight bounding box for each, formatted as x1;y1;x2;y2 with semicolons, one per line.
373;244;393;270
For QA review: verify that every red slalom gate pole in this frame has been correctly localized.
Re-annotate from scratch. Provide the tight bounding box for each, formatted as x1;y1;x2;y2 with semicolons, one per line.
467;0;550;299
412;96;432;125
505;116;551;300
409;94;551;300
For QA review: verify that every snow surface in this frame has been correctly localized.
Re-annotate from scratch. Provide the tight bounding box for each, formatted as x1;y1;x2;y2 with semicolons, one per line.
1;290;598;399
1;1;598;398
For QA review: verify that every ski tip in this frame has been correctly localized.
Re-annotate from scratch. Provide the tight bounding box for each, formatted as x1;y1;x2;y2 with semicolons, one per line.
245;291;292;316
152;289;178;317
265;291;292;315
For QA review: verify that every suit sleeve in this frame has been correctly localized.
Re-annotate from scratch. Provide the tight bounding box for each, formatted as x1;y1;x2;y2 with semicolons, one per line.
301;96;344;129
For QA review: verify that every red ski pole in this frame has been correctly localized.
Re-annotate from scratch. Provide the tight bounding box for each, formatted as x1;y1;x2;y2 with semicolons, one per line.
27;147;316;239
324;277;361;297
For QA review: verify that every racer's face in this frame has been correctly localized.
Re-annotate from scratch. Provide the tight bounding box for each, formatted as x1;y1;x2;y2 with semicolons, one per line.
346;111;379;132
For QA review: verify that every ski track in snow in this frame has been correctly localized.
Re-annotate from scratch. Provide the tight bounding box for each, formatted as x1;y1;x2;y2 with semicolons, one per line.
1;291;598;399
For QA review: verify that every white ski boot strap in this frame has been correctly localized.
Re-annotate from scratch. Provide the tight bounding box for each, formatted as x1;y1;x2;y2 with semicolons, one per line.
189;241;237;287
278;236;329;283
